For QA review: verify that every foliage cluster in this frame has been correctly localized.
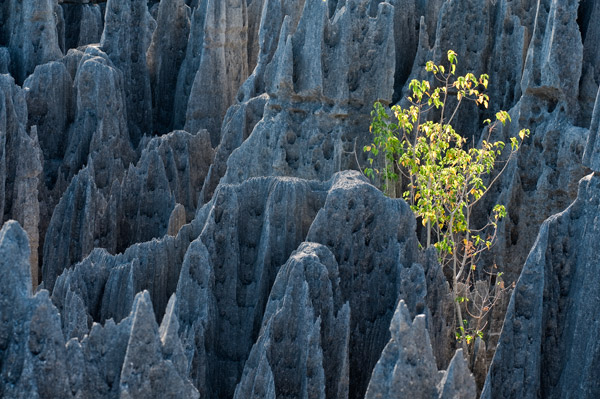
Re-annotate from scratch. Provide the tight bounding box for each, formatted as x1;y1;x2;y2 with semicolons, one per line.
364;50;529;348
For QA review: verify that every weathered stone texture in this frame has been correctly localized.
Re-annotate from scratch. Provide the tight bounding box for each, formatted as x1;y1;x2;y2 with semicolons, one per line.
582;86;600;171
235;243;350;399
62;45;135;185
482;173;600;399
305;171;419;398
0;47;10;74
365;300;476;399
147;0;191;134
62;3;103;50
173;0;210;129
0;0;63;84
222;0;396;188
100;0;155;145
0;74;43;288
0;0;598;398
24;61;74;177
0;221;70;399
184;0;249;146
43;128;212;291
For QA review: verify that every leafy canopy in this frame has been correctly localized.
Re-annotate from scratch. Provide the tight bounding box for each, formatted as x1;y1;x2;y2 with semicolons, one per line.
364;50;529;347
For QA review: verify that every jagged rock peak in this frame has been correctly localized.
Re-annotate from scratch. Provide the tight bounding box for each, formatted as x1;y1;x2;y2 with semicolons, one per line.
2;230;199;398
49;170;428;398
365;300;476;399
364;300;440;399
221;0;396;187
101;0;155;145
147;0;191;134
0;0;63;84
23;61;74;178
0;73;43;288
583;86;600;171
120;290;199;399
521;0;583;114
0;220;32;298
235;242;350;399
42;165;112;292
62;45;135;185
0;220;71;398
43;127;214;292
183;0;250;146
482;173;600;398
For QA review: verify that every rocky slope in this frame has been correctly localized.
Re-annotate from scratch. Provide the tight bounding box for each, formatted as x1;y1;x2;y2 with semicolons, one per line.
0;0;599;398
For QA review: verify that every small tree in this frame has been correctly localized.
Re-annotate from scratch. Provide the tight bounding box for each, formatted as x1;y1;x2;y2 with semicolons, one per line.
364;50;529;349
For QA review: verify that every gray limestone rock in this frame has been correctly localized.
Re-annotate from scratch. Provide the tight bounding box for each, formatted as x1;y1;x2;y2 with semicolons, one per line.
57;219;199;326
61;4;103;50
147;0;191;134
173;0;210;129
60;47;86;81
138;129;214;221
52;170;423;398
159;295;190;379
246;0;266;74
306;171;420;398
173;238;217;395
364;300;441;399
521;0;583;114
118;150;175;252
11;126;43;289
100;259;137;324
582;86;600;171
23;61;74;182
60;286;90;340
60;291;198;399
62;45;135;186
42;165;116;292
100;0;155;145
0;0;63;84
421;247;455;370
51;247;117;323
188;174;329;398
45;128;212;294
74;317;134;398
120;291;198;399
222;0;396;187
55;1;66;54
387;0;419;102
0;74;43;288
0;221;71;399
236;349;277;399
237;0;306;103
364;300;476;399
183;0;249;146
438;349;477;399
235;242;350;399
116;128;213;253
579;0;600;126
200;93;267;203
23;60;74;289
180;171;422;398
481;173;600;399
0;47;10;74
